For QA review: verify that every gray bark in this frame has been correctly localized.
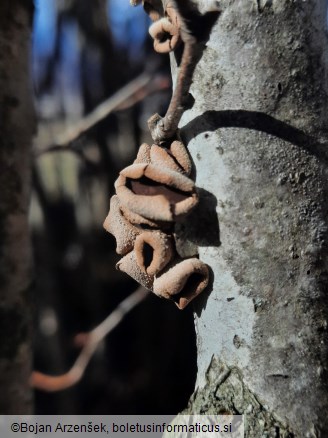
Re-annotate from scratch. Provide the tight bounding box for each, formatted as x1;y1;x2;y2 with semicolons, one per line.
174;0;328;436
0;0;35;413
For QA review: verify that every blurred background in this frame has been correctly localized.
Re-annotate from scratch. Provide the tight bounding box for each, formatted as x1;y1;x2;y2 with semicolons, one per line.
30;0;197;414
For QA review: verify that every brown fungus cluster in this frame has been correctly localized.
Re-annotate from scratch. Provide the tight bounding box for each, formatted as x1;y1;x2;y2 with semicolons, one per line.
149;3;181;53
131;0;181;54
104;0;213;309
104;139;209;309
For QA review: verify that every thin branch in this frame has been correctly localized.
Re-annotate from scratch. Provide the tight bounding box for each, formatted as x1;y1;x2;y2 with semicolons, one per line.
35;74;170;158
148;40;200;144
34;73;154;157
113;75;170;111
148;1;220;144
30;287;149;392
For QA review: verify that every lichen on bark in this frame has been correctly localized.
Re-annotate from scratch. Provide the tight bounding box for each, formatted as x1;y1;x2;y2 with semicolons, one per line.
183;357;294;437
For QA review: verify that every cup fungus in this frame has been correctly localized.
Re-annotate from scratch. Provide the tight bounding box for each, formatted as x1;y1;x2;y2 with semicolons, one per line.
150;141;191;175
153;258;209;310
134;230;174;276
103;195;140;255
149;16;181;54
169;140;192;175
148;0;181;54
115;162;198;222
116;249;154;291
104;138;209;308
120;204;162;229
134;142;152;164
134;141;192;175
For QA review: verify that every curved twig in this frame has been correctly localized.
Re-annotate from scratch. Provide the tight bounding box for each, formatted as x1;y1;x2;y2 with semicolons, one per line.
30;287;148;392
148;0;220;144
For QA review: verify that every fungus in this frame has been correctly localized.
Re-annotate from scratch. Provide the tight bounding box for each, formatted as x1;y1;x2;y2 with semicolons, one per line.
115;162;198;221
150;144;186;174
135;140;192;175
153;258;209;309
116;250;154;290
103;0;214;309
170;140;192;175
149;16;181;54
134;230;174;276
120;204;162;229
134;142;151;164
103;195;140;255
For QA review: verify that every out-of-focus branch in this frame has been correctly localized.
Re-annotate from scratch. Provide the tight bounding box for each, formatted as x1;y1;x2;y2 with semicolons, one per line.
30;287;149;392
34;73;170;158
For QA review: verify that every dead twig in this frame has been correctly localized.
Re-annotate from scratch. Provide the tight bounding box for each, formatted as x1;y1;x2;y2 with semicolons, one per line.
30;287;149;392
34;73;169;158
148;0;220;144
148;41;200;144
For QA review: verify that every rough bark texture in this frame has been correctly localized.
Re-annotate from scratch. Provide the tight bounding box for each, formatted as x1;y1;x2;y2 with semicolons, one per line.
174;0;328;436
0;0;35;414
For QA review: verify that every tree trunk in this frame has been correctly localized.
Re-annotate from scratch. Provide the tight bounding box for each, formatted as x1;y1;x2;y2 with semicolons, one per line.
0;0;35;413
175;1;328;436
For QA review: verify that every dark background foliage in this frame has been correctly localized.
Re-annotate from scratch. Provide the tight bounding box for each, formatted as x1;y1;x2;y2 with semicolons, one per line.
31;0;196;414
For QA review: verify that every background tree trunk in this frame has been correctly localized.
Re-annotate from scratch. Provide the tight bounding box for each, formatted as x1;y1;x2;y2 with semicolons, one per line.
175;0;328;435
0;0;35;413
